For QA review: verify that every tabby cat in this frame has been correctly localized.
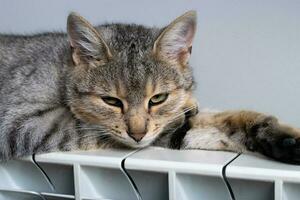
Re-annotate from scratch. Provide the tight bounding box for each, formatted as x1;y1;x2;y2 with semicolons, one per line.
0;11;299;164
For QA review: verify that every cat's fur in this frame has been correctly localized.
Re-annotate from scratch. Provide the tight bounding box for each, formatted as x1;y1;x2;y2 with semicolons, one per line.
0;11;299;164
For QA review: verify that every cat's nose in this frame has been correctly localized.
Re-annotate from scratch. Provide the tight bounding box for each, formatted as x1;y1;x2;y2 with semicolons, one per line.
128;131;146;142
126;112;147;142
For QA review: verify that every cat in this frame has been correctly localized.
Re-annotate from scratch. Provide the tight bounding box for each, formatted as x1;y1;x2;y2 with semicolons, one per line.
0;10;299;164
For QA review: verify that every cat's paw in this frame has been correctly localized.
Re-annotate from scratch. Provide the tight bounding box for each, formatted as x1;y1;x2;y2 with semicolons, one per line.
247;116;300;164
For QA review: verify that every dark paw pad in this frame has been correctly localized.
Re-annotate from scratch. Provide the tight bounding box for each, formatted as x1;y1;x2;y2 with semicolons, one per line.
260;136;300;164
281;138;296;147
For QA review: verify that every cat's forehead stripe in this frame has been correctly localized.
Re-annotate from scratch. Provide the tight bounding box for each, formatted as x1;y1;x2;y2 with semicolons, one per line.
87;23;191;102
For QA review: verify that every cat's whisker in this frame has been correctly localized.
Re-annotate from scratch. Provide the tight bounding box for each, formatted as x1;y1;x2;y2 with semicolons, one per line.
76;132;112;139
172;105;197;118
166;105;197;124
73;126;107;131
153;106;196;132
78;136;113;145
58;127;108;135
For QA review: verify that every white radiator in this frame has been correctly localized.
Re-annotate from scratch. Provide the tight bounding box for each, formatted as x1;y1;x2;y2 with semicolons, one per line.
0;147;299;200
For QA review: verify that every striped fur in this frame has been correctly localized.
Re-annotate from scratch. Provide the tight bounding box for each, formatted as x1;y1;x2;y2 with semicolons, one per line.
0;11;196;160
1;11;299;165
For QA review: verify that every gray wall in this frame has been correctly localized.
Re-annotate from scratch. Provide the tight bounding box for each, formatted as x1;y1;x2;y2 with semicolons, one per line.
0;0;299;126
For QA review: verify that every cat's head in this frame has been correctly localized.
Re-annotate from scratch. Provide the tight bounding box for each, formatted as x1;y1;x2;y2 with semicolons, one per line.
66;11;198;148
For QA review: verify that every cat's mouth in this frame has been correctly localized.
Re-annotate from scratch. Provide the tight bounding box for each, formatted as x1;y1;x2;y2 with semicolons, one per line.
108;107;198;148
111;130;162;148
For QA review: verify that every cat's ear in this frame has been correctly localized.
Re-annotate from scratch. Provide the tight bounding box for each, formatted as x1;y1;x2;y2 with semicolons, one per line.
153;10;197;67
67;12;112;66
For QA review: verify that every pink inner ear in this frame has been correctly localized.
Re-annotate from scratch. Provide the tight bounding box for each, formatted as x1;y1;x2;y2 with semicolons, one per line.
177;24;195;64
178;48;191;66
69;38;76;48
185;22;196;47
156;18;196;66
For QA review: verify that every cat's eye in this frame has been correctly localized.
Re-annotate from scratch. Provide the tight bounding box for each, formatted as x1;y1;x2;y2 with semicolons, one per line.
149;93;168;107
101;96;123;108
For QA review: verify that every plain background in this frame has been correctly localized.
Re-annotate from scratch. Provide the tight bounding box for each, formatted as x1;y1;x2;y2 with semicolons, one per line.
0;0;299;126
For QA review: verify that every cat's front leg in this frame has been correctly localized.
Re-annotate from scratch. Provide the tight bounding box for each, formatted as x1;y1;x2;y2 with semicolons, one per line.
182;110;300;164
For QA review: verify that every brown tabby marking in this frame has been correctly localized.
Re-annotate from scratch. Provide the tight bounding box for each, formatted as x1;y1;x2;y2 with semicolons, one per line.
184;110;300;164
1;10;300;165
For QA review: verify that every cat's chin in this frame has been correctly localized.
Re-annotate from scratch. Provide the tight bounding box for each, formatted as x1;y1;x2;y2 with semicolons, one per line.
129;140;154;148
113;135;157;149
109;131;161;149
